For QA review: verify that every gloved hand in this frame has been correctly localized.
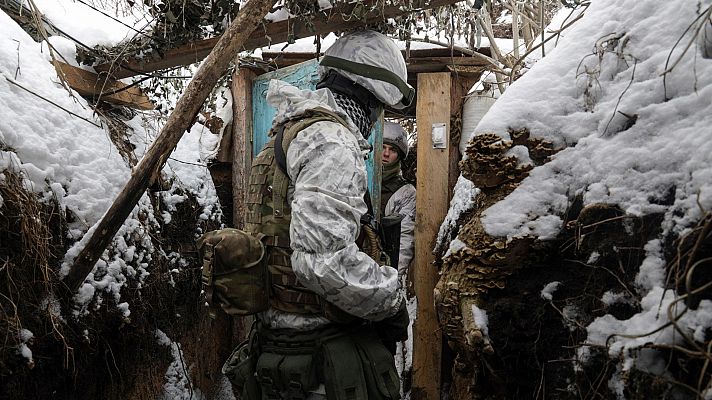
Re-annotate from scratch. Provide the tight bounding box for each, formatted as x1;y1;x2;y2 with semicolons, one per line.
374;300;410;344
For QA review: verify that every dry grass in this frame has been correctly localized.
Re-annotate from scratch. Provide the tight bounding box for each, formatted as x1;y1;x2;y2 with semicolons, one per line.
0;166;71;386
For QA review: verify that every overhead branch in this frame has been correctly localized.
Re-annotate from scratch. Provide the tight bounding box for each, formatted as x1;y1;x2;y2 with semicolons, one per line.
64;0;278;292
95;0;465;79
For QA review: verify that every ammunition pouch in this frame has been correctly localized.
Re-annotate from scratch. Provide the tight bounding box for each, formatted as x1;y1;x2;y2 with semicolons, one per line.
322;327;401;400
197;229;269;317
247;324;400;400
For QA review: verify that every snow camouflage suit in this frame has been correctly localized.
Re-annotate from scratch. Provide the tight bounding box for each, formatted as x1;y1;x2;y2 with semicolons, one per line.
221;79;406;400
258;80;404;329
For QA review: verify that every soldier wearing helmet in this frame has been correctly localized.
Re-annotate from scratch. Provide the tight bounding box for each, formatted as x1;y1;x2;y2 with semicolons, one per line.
381;121;416;280
222;30;412;400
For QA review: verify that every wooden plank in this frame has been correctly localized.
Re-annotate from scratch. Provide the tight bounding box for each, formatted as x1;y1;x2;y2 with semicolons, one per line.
258;52;489;72
65;0;277;292
55;61;154;110
95;0;464;79
231;68;256;229
412;72;450;400
251;59;320;156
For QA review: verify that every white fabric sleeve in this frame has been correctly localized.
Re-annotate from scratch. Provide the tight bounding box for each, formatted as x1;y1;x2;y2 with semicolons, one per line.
286;121;404;321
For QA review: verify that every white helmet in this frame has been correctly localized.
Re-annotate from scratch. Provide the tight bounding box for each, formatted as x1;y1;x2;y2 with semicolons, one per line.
319;30;413;109
383;121;408;159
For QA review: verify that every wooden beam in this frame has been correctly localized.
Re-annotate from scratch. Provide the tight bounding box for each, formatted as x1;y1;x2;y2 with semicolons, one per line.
412;72;450;400
55;62;154;110
231;68;256;229
95;0;464;79
259;52;489;72
64;0;278;292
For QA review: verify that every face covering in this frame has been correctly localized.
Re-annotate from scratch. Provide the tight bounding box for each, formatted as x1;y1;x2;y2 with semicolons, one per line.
333;91;372;139
382;159;401;182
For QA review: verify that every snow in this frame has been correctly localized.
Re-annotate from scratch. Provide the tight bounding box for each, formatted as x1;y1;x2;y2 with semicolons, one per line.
540;281;561;301
437;175;480;250
257;30;515;60
31;0;153;48
155;329;207;400
442;0;712;389
1;9;143;268
634;239;666;292
395;295;417;397
465;0;712;242
18;328;34;365
471;304;489;337
1;0;219;331
601;291;632;307
582;287;712;372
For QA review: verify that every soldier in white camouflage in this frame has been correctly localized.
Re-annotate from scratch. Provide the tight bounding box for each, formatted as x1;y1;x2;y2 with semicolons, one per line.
381;121;416;281
221;30;415;400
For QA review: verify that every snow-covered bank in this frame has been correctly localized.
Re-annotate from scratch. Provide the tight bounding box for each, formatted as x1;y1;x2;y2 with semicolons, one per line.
1;6;223;399
441;0;712;398
468;0;712;240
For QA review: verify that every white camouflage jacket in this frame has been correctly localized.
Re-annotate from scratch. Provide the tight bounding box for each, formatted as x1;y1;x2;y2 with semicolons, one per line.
259;80;404;331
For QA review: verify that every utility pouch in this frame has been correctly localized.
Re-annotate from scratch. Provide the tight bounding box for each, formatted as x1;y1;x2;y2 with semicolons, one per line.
197;229;269;317
255;352;319;400
353;331;401;400
222;340;261;399
281;354;318;400
257;352;319;400
256;352;284;399
322;335;368;400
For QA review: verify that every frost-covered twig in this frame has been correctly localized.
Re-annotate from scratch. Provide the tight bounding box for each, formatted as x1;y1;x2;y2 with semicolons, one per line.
662;4;712;100
602;58;637;136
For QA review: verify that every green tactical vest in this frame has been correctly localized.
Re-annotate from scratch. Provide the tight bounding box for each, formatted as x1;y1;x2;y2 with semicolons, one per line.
245;107;357;323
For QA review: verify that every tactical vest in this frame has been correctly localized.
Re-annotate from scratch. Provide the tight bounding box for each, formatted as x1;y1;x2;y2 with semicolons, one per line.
245;108;357;323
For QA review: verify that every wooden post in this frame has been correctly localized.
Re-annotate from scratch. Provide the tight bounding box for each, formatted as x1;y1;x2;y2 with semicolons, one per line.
231;68;256;229
65;0;277;292
412;72;451;399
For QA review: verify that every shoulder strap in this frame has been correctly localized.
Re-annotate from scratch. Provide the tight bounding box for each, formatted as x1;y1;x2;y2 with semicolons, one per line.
273;108;350;177
274;124;289;178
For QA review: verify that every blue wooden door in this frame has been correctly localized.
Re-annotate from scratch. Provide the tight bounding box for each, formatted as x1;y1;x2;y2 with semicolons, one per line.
251;59;383;219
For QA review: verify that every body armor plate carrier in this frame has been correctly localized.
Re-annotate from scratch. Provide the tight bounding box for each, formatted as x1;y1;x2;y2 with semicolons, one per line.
245;107;356;323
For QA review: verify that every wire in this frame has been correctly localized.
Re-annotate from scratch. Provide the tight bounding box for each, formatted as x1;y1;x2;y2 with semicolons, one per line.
71;0;153;39
4;75;103;129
